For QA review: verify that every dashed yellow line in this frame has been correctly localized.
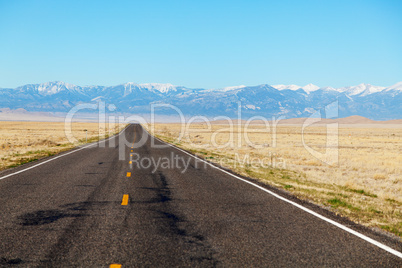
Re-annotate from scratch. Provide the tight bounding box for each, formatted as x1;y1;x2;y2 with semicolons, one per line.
121;194;129;206
129;161;132;164
127;172;131;177
110;264;121;268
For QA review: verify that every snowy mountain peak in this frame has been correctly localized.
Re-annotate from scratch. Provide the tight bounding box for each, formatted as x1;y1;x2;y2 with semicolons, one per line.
302;83;320;93
140;83;176;93
386;81;402;91
122;82;139;86
1;81;401;120
337;83;385;96
220;85;246;92
40;81;76;88
272;84;301;91
320;86;337;91
36;81;78;95
120;83;178;93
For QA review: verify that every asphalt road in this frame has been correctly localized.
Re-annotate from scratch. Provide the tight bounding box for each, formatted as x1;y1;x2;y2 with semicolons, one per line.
0;124;401;267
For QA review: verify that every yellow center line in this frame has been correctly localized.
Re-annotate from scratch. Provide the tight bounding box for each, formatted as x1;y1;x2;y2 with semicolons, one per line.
132;130;137;147
110;264;122;268
121;194;129;205
131;150;133;152
127;172;131;177
129;161;132;164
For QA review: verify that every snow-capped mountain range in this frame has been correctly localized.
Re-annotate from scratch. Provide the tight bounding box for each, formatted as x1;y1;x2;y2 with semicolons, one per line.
0;81;401;120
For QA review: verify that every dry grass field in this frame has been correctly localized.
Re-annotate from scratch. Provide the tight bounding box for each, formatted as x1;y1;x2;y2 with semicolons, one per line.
0;121;126;170
148;123;402;239
1;121;401;239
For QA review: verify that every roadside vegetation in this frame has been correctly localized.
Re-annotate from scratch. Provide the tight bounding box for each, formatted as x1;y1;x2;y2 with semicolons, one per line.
0;121;126;171
148;123;402;239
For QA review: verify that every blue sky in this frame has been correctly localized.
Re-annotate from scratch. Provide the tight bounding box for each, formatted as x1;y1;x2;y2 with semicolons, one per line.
0;0;401;89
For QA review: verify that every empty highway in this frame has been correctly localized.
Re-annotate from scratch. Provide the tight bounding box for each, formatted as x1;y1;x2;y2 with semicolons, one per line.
0;124;401;267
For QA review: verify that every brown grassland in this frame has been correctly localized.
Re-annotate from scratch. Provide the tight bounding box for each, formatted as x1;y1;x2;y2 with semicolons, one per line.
0;121;401;239
0;121;125;170
148;123;402;239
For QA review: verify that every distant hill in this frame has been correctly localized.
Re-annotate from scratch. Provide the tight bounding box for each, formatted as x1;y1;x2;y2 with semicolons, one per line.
1;81;402;120
334;115;376;124
209;115;401;125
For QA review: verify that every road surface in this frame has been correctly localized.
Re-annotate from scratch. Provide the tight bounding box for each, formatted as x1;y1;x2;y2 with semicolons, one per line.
0;124;401;267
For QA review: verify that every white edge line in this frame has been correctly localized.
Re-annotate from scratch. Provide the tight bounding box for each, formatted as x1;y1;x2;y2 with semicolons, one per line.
0;125;129;181
143;126;402;259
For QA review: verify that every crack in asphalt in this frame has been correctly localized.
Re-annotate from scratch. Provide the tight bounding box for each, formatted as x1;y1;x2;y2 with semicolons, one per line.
148;171;219;266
